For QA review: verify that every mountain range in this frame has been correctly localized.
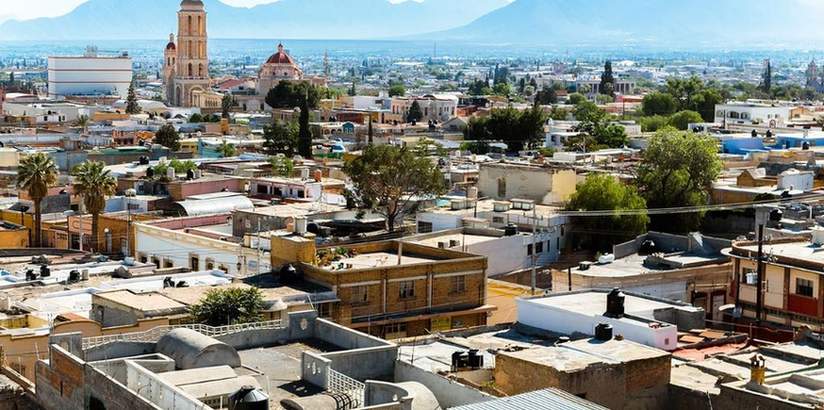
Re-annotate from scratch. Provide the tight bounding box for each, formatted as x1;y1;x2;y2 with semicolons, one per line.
3;0;824;48
429;0;824;47
0;0;510;41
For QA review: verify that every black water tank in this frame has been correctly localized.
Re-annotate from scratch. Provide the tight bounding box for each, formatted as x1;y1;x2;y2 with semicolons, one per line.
605;288;625;318
504;224;518;236
229;386;269;410
467;349;483;368
40;265;50;278
595;323;613;341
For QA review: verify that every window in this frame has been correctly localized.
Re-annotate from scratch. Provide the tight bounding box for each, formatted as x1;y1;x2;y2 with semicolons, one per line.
205;258;215;270
399;281;415;299
417;221;433;234
535;242;544;254
317;302;331;318
492;216;504;224
527;244;533;256
556;237;560;251
797;278;814;297
151;256;160;268
351;286;369;305
742;268;757;285
163;259;173;268
384;323;407;338
451;275;466;294
190;255;200;271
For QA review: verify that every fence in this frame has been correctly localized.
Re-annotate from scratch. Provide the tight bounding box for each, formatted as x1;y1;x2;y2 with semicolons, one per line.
82;319;284;350
328;368;365;408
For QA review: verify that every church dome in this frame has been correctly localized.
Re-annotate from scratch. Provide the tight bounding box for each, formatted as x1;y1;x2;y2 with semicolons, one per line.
265;43;296;65
180;0;204;10
165;34;176;51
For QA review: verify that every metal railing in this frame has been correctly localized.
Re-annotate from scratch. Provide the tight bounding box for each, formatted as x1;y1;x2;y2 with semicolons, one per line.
82;319;284;350
328;368;365;407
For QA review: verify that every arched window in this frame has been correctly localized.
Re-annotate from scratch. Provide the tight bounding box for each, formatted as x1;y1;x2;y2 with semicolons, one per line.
188;63;193;77
188;41;193;58
198;64;204;78
198;16;202;34
188;15;193;35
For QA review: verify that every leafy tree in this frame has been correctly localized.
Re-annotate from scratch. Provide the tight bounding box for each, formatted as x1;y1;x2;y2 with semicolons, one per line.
663;77;725;122
568;93;587;105
262;122;298;156
71;161;117;254
154;124;180;151
151;159;196;180
17;152;58;247
344;145;446;232
189;113;203;123
534;87;558;105
567;174;648;251
388;82;406;97
637;128;722;232
572;101;627;149
407;100;424;123
465;106;546;152
493;82;512;97
189;287;265;326
600;60;615;96
642;92;677;116
269;155;294;177
548;106;569;121
265;81;321;109
348;80;357;96
413;138;448;157
221;94;233;119
467;79;492;95
216;141;237;158
125;82;141;114
298;97;312;158
668;110;704;130
639;115;670;132
367;116;374;145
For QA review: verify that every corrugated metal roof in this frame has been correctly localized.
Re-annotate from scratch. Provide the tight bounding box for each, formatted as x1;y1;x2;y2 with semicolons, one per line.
174;195;254;216
449;388;608;410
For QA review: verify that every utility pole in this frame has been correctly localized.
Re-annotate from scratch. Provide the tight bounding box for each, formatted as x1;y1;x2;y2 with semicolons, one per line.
755;223;764;323
531;206;537;295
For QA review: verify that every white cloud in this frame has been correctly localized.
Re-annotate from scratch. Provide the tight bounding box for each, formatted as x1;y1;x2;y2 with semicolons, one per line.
0;0;87;22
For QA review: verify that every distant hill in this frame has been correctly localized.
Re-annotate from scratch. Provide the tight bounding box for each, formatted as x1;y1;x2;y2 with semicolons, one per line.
0;0;511;41
426;0;824;48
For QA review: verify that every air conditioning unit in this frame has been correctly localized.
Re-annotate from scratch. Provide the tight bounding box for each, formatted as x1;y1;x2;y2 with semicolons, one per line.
745;271;758;285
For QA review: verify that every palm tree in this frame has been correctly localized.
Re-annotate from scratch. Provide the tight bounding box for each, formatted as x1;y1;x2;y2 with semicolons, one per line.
17;153;58;248
216;141;237;158
71;161;117;254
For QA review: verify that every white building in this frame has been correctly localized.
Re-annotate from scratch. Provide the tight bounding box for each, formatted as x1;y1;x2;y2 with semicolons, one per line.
714;102;792;127
517;290;705;351
2;101;94;123
48;49;133;99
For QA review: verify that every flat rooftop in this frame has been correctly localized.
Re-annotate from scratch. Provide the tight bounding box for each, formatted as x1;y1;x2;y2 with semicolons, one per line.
569;253;722;278
321;251;438;270
525;291;698;319
735;241;824;264
411;232;504;248
94;290;186;312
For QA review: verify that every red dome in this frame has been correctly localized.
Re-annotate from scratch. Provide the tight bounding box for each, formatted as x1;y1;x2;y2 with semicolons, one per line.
166;42;177;51
265;43;295;65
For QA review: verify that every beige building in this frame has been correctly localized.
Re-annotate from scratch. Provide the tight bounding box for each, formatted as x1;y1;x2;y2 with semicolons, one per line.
478;162;578;205
164;0;217;108
389;94;458;124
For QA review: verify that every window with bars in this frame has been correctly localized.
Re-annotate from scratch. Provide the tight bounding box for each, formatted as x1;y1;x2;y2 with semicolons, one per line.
351;286;369;305
399;281;415;299
451;275;467;294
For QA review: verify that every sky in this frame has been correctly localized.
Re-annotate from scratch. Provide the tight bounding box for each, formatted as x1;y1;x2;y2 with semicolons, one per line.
0;0;421;23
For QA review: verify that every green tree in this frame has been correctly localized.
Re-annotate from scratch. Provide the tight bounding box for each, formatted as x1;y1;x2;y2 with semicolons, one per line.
17;153;58;247
221;94;233;119
265;81;321;109
637;128;722;232
154;124;180;151
464;106;546;152
468;79;492;96
189;287;265;326
262;122;298;156
388;82;406;97
344;145;446;232
189;113;203;123
572;101;627;149
668;110;704;130
493;82;512;97
639;115;670;132
71;161;117;253
534;87;558;105
762;59;772;93
216;141;237;158
568;93;586;105
298;97;313;158
600;60;615;96
125;82;141;114
567;174;648;251
407;100;424;123
642;92;677;116
269;155;294;177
